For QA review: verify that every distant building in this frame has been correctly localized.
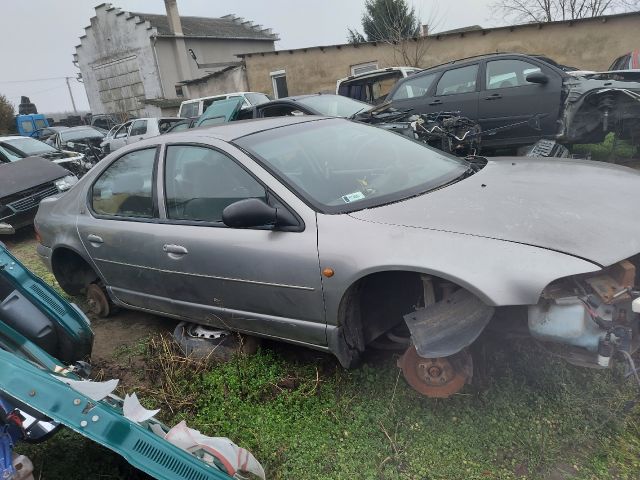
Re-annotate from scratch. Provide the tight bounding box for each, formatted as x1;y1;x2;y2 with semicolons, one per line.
74;2;278;117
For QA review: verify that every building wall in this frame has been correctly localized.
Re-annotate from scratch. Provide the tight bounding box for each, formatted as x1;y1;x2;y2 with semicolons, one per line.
184;66;249;99
75;5;162;117
154;37;274;98
242;12;640;96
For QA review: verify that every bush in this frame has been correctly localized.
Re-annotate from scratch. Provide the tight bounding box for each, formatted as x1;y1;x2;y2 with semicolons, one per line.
0;94;15;134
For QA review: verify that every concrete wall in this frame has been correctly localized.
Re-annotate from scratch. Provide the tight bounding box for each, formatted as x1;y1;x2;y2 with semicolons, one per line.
242;12;640;96
75;5;162;117
155;37;273;98
184;66;249;99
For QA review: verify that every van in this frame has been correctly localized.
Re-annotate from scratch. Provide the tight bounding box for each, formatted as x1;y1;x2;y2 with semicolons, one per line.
178;92;270;118
336;67;421;104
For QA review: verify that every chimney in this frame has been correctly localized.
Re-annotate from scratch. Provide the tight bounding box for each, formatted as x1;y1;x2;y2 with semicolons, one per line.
420;24;429;37
164;0;183;36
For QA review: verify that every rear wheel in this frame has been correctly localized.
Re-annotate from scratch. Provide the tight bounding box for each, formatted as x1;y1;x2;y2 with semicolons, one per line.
397;346;473;398
86;283;113;318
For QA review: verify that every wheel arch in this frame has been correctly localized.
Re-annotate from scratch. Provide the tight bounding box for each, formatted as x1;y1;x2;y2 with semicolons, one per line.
50;245;101;296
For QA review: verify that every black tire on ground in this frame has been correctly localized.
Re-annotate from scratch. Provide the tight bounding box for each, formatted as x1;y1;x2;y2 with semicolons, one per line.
172;321;260;361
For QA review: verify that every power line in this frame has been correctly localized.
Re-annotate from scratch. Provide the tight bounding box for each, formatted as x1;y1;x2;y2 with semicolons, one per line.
0;76;70;84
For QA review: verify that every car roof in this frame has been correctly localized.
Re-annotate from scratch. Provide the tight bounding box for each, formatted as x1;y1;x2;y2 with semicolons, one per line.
162;116;331;142
337;66;421;83
180;92;264;104
418;52;566;72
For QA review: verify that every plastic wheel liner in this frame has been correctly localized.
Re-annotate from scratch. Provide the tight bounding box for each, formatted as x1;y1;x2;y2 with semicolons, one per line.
403;289;495;358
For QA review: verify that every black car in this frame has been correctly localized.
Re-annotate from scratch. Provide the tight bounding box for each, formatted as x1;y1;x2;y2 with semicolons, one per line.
386;52;640;151
0;156;76;230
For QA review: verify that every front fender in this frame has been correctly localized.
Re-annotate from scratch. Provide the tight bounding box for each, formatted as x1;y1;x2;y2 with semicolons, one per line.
317;214;600;326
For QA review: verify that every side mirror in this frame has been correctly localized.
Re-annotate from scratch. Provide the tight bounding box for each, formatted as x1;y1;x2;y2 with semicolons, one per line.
222;198;277;228
0;223;15;235
526;72;549;84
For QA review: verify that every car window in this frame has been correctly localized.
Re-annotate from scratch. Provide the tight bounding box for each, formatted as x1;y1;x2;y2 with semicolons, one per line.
164;145;266;223
180;102;199;118
390;73;437;100
129;120;148;137
114;123;130;138
0;144;22;162
486;60;542;89
92;148;156;218
61;128;104;141
235;119;467;213
435;65;479;96
201;96;226;111
4;137;58;156
34;118;47;129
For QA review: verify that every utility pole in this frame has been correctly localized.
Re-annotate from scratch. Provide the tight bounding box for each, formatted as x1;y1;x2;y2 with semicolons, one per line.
65;76;78;113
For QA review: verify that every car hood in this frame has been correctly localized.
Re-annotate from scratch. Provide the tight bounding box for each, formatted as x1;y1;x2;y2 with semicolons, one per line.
0;156;69;198
348;158;640;267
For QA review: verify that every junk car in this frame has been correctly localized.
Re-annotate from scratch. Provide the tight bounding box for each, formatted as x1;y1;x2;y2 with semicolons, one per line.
35;116;640;398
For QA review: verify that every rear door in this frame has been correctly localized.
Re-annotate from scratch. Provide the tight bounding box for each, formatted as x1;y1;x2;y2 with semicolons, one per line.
425;64;480;118
109;122;131;152
478;58;562;145
388;72;439;113
76;146;172;310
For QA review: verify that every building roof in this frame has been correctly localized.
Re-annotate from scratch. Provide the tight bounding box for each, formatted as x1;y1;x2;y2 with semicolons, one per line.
130;12;279;41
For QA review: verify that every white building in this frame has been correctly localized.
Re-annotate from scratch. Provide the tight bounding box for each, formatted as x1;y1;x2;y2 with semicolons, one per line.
74;2;278;117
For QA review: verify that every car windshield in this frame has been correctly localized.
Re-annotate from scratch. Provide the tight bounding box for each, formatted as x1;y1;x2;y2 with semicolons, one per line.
2;137;58;156
295;95;371;117
61;128;104;141
235;119;468;213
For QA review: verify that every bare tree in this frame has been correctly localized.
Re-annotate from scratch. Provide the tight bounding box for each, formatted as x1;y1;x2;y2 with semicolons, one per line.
491;0;640;23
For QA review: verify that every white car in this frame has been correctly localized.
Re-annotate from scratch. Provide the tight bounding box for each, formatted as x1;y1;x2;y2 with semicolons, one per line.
101;118;183;154
178;92;270;118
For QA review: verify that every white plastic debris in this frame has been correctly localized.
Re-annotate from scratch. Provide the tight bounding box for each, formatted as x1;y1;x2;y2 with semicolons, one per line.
165;420;265;480
57;378;119;401
12;453;35;480
123;393;160;423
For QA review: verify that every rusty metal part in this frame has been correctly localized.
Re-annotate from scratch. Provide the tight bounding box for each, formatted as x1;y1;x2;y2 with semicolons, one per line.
584;260;636;304
397;346;472;398
86;283;110;317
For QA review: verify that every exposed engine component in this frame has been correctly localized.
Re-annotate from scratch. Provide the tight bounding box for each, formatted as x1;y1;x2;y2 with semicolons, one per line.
524;139;571;158
528;260;639;368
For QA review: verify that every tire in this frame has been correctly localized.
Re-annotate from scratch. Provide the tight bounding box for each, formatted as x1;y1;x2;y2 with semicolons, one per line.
172;322;260;361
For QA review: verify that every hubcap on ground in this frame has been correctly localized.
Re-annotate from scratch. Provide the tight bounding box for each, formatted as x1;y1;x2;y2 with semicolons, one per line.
398;346;472;398
86;284;110;317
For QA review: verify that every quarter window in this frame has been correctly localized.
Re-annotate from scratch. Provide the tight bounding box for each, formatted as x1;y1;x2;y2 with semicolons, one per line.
390;73;437;100
92;148;156;218
435;65;479;96
164;145;266;223
486;60;542;89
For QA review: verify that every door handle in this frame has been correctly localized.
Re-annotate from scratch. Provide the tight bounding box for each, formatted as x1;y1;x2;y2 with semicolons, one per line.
163;244;188;255
87;234;103;245
484;93;502;100
428;99;442;106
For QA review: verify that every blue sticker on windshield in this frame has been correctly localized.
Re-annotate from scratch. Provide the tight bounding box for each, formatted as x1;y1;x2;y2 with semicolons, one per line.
341;191;366;203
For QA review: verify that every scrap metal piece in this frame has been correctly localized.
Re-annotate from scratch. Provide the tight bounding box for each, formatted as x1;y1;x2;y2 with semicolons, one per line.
397;347;472;398
403;289;494;358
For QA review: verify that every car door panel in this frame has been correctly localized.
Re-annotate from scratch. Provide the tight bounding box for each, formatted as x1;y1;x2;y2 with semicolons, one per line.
76;147;173;311
478;58;562;146
153;143;326;346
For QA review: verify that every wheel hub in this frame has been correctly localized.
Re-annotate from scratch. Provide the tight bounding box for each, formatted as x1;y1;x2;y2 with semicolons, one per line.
398;346;472;398
86;284;110;317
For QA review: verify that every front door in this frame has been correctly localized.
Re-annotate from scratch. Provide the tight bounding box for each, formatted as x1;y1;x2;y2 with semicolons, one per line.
478;58;562;145
153;143;326;346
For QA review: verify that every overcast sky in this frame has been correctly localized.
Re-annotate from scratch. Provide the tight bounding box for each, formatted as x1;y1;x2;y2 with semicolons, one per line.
0;0;495;113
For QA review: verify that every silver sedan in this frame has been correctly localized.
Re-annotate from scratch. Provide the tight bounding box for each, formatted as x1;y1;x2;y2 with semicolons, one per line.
35;116;640;398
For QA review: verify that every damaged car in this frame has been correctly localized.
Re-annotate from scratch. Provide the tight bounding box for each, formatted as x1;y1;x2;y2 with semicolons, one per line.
35;117;640;398
387;52;640;151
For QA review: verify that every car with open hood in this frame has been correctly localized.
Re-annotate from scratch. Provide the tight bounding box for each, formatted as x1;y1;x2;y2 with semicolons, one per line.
34;116;640;398
387;52;640;151
0;135;88;177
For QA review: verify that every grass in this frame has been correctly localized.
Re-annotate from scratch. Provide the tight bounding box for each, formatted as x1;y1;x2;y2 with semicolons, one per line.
572;133;638;163
7;237;640;480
